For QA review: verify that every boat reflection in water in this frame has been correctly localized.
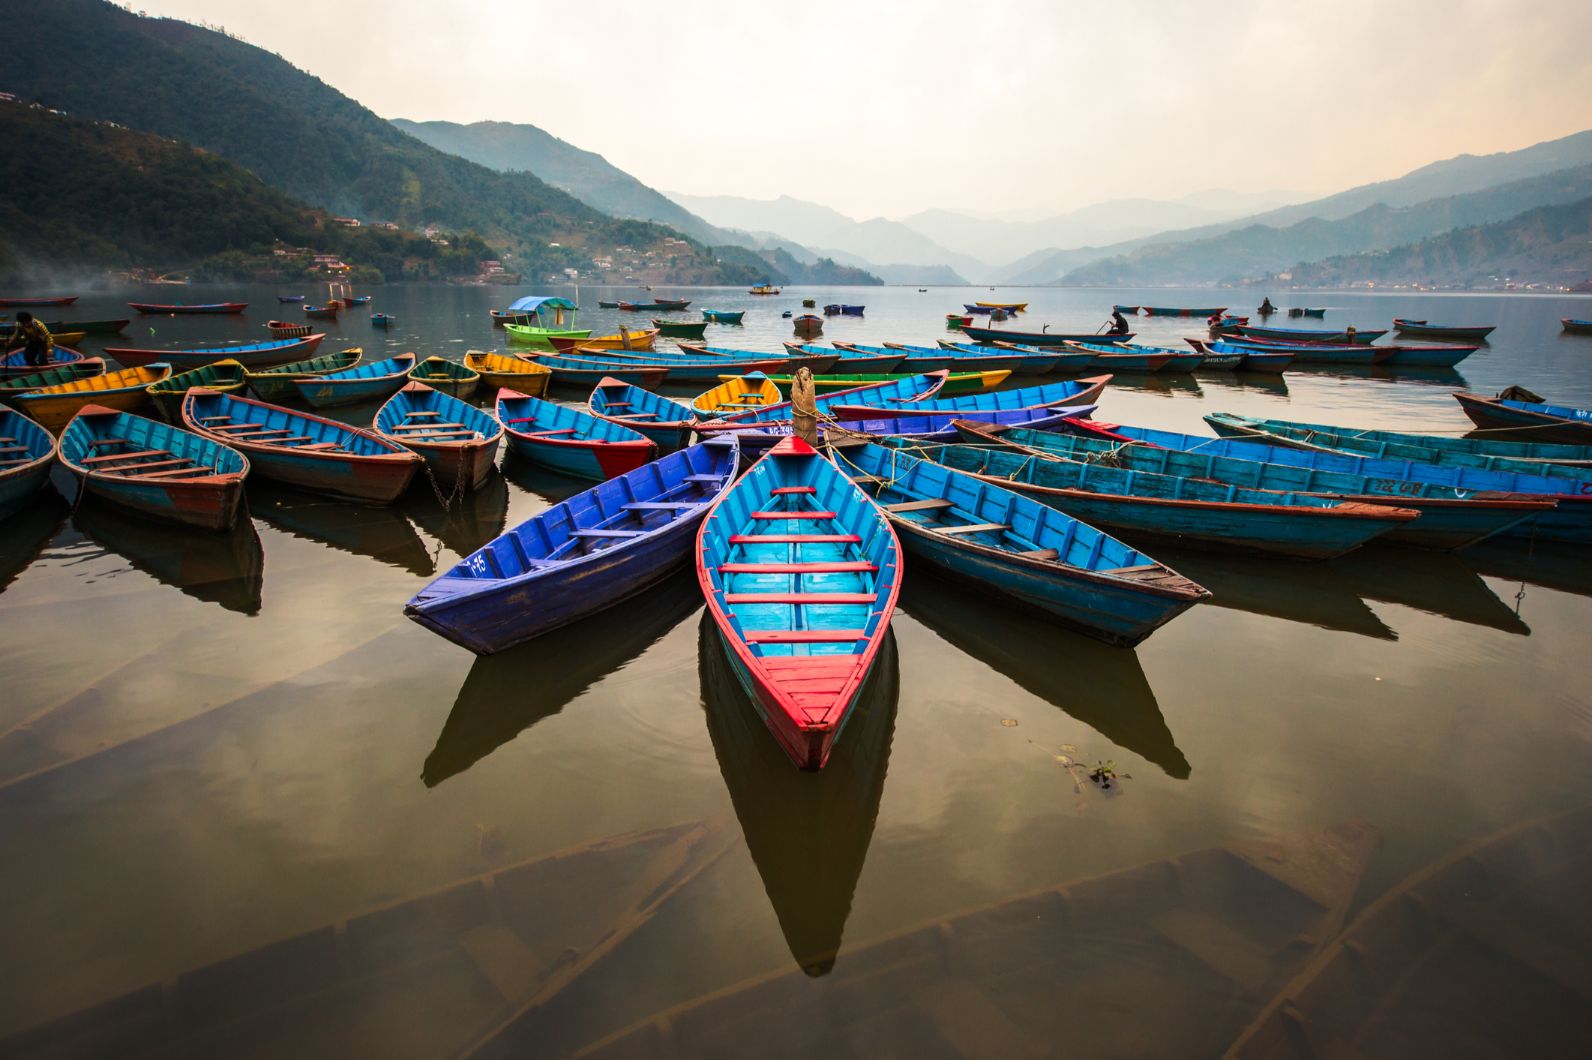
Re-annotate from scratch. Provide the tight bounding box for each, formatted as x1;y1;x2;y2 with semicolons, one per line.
402;468;510;560
0;487;67;593
1110;373;1204;399
70;498;265;615
699;611;899;977
248;480;434;576
900;571;1189;778
1330;544;1530;636
1154;545;1397;643
1462;538;1592;601
423;571;703;787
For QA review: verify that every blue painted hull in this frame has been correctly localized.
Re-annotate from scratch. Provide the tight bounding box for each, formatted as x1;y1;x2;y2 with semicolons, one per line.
0;409;55;520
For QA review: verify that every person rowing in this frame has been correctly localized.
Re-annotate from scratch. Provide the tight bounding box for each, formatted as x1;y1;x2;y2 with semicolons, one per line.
1106;308;1131;336
2;312;53;368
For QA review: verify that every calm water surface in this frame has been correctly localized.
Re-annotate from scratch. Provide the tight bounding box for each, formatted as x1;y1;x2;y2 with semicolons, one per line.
2;284;1591;1056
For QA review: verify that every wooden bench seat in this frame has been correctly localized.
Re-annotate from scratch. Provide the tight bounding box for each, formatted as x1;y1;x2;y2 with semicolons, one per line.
884;498;954;513
720;561;877;573
770;486;816;495
82;448;169;465
725;593;876;604
933;522;1010;536
751;511;836;520
729;533;861;544
570;528;644;538
743;629;865;643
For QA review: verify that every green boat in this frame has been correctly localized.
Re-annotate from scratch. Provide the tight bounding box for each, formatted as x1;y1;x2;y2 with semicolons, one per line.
651;318;710;339
147;358;248;421
0;359;106;406
244;349;363;403
749;369;1013;397
502;323;592;348
407;355;481;399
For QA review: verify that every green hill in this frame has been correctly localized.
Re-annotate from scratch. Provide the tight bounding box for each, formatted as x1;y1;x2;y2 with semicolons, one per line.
2;0;765;284
0;101;505;284
1259;196;1592;289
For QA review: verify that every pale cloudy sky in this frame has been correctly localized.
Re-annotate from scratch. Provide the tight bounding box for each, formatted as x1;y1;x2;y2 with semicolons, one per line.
136;0;1592;220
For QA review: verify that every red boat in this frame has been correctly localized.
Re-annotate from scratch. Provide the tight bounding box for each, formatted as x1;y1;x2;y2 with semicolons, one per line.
0;295;79;308
128;301;248;315
104;334;325;370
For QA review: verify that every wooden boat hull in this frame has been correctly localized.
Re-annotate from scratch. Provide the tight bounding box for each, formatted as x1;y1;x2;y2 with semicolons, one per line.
127;302;247;315
1;346;88;379
406;359;480;400
652;319;709;339
1142;306;1227;316
0;295;78;307
293;354;416;409
702;310;745;323
463;352;551;397
147;361;248;422
503;325;592;347
538;359;669;389
1455;391;1592;445
1392;318;1495;340
1234;325;1386;345
0;409;57;521
502;431;654;479
404;436;498;491
407;440;738;652
827;375;1108;420
754;370;1010;397
13;364;171;432
589;378;697;450
1562;318;1592;335
106;334;325;370
244;351;363;402
959;324;1135;346
0;360;107;407
1380;344;1476;367
811;344;905;373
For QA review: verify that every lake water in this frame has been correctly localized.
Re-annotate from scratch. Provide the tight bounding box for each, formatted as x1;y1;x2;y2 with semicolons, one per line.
2;283;1591;1056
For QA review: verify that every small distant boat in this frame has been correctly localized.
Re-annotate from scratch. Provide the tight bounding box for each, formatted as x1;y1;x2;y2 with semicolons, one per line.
266;320;314;338
128;301;247;315
781;311;792;318
545;328;657;353
596;300;621;309
839;305;865;316
822;304;842;316
589;378;698;450
182;389;420;504
497;389;656;480
1298;307;1327;317
839;441;1207;645
243;349;362;403
374;382;503;492
1562;318;1592;335
1454;389;1592;445
0;408;57;520
792;314;824;338
1141;305;1226;317
0;295;79;308
702;309;745;324
406;438;739;654
293;352;417;409
277;295;305;303
370;313;395;328
13;363;172;432
616;301;671;312
347;295;371;306
302;304;339;320
974;301;1027;312
962;304;999;315
463;350;551;397
1112;304;1140;314
59;406;249;530
696;436;902;770
945;314;973;328
106;333;325;370
692;372;784;416
800;298;816;308
406;355;480;400
652;297;692;311
652;318;709;339
0;317;128;338
1393;318;1496;340
146;358;248;422
748;284;782;295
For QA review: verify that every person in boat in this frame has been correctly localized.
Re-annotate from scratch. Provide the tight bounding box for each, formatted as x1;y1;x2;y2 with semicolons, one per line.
3;311;53;368
1259;297;1275;314
1107;308;1131;335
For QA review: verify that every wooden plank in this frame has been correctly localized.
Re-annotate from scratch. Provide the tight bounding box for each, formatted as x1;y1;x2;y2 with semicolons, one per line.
622;501;699;511
570;528;644;538
750;511;836;520
84;437;133;447
884;498;954;513
770;486;816;495
743;629;865;643
524;428;578;437
131;466;216;480
1014;548;1060;561
106;458;196;474
81;448;170;465
932;522;1010;536
720;561;877;573
1152;908;1273;992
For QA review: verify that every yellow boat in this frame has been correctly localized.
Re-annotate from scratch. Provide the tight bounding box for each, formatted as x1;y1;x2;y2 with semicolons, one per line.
13;362;172;432
559;327;659;353
975;301;1028;312
691;373;782;416
463;350;551;398
42;330;88;348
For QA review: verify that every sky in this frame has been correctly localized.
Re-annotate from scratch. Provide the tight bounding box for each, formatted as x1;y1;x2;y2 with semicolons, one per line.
133;0;1592;220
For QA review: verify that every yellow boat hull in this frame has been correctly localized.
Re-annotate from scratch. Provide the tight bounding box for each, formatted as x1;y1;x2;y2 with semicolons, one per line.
691;374;782;415
463;351;551;398
14;364;171;432
975;301;1028;312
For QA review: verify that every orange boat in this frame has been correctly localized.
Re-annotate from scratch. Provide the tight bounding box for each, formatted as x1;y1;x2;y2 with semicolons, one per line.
547;328;659;354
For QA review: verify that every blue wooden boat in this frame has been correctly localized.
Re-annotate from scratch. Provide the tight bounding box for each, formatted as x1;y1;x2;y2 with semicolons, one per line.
827;375;1109;420
371;313;395;328
104;333;326;370
0;407;57;520
293;353;417;409
894;437;1417;558
347;295;372;307
1025;421;1572;546
1205;412;1592;474
1;346;85;378
719;405;1095;448
1142;306;1227;318
838;342;952;373
1562;318;1592;335
697;436;902;770
530;354;669;389
886;342;1033;374
966;340;1098;373
1112;305;1140;315
839;305;865;316
1454;391;1592;445
1067;341;1204;373
1381;344;1479;368
674;343;841;374
1233;324;1387;345
245;349;363;403
934;341;1062;374
782;342;904;373
182;389;420;504
549;349;797;383
1213;335;1393;365
374;382;503;491
406;437;740;654
496;388;656;480
59;406;249;530
1185;339;1295;373
702;310;746;324
959;323;1135;347
962;305;1000;314
703;372;950;432
589;377;698;450
836;443;1208;646
1392;318;1495;341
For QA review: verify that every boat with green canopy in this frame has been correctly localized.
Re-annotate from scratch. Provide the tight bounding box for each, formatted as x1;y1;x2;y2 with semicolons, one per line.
497;296;589;347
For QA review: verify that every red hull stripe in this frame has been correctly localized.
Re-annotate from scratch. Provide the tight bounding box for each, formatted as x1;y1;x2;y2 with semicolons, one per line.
724;592;878;604
749;511;836;520
770;486;817;494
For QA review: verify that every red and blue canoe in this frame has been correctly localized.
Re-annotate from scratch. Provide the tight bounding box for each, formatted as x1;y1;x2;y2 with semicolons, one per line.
127;301;248;315
293;353;416;409
105;333;326;370
374;382;504;492
59;406;249;531
1454;391;1592;445
406;437;740;653
1234;324;1387;345
0;407;57;520
828;375;1110;420
496;388;656;480
589;377;698;450
182;388;420;505
2;346;87;379
697;436;902;770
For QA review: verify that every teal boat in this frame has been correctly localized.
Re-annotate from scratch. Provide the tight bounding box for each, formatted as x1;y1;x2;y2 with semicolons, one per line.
245;349;363;403
701;310;745;324
588;378;697;450
826;375;1109;419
